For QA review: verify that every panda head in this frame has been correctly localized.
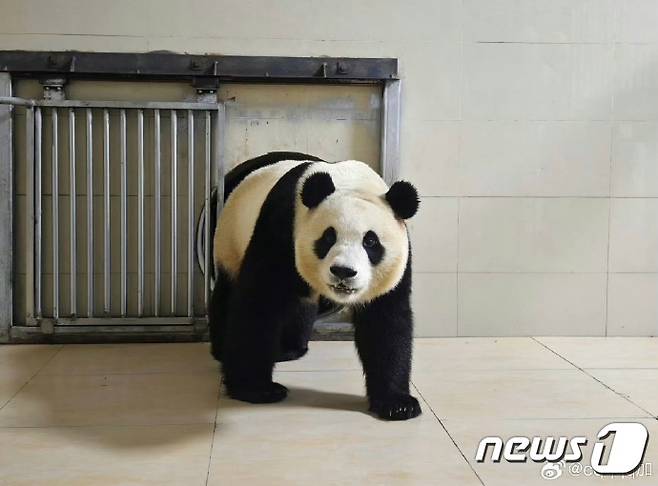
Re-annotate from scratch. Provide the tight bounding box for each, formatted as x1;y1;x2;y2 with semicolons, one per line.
295;171;419;305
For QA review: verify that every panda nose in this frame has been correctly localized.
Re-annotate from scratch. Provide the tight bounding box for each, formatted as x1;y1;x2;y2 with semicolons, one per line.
330;265;357;280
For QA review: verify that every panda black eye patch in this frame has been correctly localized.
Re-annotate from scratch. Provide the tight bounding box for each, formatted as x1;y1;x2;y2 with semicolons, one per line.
314;226;337;259
363;230;384;265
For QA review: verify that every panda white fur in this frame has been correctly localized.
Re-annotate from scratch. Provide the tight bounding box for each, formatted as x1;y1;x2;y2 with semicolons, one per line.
209;151;421;420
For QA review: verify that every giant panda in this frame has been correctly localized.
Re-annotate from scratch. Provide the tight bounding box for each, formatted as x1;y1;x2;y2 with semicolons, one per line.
209;151;421;421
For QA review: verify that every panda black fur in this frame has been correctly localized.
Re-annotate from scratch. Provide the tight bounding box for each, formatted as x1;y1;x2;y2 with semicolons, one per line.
209;151;421;421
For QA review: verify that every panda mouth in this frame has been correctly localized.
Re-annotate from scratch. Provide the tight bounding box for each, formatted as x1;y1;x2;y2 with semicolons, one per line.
329;283;359;295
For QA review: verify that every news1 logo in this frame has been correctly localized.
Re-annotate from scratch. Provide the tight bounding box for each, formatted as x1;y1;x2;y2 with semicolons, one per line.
475;422;649;475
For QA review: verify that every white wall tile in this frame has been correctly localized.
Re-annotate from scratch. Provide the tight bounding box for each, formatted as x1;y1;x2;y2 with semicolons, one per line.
463;43;613;121
401;41;462;121
609;199;658;272
464;0;615;43
616;0;658;43
612;122;658;197
306;0;463;43
614;45;658;121
399;121;460;197
459;273;606;336
407;198;459;272
460;121;610;196
412;273;458;337
0;0;463;43
607;273;658;336
459;198;609;272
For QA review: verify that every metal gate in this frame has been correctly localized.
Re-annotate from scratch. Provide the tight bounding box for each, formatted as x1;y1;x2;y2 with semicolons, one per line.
11;96;224;335
0;51;401;343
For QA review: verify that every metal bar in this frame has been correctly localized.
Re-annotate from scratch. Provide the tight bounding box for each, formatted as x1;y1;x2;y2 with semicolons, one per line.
170;110;178;315
214;104;226;218
34;100;220;110
103;109;110;315
380;80;401;185
13;321;201;338
68;108;77;317
0;97;217;110
154;109;161;316
46;316;197;326
187;110;194;318
24;107;35;323
120;109;127;317
0;95;35;107
0;74;12;341
137;110;144;317
86;108;93;317
34;107;42;319
0;51;399;82
51;108;59;320
204;111;211;312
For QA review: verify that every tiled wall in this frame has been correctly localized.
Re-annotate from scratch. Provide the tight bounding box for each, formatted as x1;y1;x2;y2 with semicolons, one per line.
2;0;657;336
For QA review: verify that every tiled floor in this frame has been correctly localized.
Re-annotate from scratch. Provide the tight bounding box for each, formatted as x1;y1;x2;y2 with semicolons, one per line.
1;338;657;485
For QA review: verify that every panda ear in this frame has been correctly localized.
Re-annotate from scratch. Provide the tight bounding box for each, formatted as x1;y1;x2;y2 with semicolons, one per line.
385;181;419;219
301;172;335;209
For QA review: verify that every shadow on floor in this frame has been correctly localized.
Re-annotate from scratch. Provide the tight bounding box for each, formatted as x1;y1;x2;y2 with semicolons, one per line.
1;344;370;450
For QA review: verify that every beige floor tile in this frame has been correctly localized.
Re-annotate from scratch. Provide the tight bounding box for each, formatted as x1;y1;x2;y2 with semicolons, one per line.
0;424;213;486
209;370;481;486
537;337;658;368
280;337;575;374
40;343;218;375
412;337;573;372
0;344;62;408
443;417;658;485
276;341;361;372
589;369;658;416
0;344;62;372
0;372;219;427
413;369;648;419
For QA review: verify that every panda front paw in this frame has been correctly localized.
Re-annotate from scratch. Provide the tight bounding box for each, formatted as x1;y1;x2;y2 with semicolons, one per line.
369;394;422;421
226;381;289;404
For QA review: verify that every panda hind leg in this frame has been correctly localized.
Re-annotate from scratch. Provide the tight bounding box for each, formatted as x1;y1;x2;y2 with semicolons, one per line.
208;267;233;363
277;300;317;362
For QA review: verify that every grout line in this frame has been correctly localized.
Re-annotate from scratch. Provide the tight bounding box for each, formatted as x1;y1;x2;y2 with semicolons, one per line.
33;369;220;377
411;119;658;123
414;271;658;275
604;26;618;338
474;41;617;45
204;380;222;486
416;271;604;275
411;381;486;486
420;195;658;199
458;0;465;122
455;204;461;337
0;421;215;429
455;0;464;339
2;416;652;428
531;337;656;418
584;367;658;370
6;32;658;47
0;345;64;412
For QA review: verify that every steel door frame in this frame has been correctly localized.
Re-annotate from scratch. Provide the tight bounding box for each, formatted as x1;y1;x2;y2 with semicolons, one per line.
0;52;401;343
